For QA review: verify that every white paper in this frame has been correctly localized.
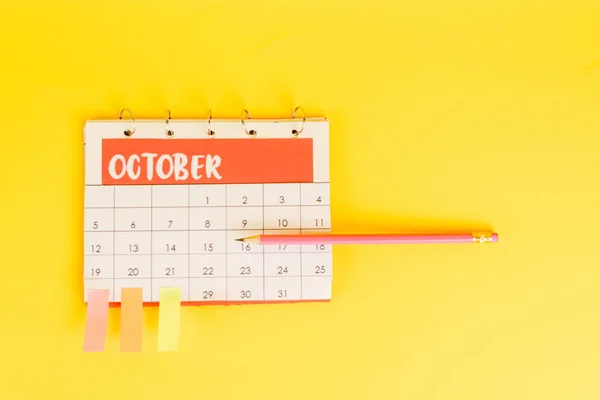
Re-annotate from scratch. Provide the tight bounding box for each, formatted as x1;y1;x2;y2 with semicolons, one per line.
83;119;332;303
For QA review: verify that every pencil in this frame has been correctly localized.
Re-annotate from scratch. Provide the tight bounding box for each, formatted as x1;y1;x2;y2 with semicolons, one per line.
236;232;498;245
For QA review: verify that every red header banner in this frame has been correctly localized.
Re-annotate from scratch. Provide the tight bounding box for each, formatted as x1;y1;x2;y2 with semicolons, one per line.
101;138;314;185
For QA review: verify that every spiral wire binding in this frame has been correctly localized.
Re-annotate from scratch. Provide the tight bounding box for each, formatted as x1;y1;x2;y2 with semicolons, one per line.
118;107;307;138
241;109;257;137
119;108;136;137
165;110;174;137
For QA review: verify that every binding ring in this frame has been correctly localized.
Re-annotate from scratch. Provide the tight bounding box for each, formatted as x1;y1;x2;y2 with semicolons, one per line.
291;106;305;137
166;109;174;137
207;110;215;136
119;108;136;137
241;109;257;136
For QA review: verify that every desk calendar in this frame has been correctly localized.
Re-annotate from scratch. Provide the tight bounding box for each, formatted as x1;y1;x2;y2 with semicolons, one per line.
83;114;332;305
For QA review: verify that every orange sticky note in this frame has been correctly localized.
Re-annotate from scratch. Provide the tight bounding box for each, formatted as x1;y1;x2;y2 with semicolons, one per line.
120;288;143;352
83;289;109;352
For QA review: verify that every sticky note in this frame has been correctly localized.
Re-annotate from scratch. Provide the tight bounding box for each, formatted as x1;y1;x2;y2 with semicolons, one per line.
120;288;143;352
157;287;181;352
83;289;109;352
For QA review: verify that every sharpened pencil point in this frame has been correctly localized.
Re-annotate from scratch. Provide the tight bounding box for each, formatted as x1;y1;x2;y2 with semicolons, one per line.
235;238;244;242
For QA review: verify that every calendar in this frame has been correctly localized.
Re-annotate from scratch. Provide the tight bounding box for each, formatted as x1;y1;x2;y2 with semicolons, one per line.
83;115;331;305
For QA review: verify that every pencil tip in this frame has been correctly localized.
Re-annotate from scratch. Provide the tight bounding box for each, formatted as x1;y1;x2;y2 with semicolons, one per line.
235;238;245;242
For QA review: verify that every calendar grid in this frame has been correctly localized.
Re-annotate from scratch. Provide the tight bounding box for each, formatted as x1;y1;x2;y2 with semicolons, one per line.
84;183;332;302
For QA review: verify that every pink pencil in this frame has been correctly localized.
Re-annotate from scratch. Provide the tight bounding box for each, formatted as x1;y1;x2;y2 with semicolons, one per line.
236;232;498;245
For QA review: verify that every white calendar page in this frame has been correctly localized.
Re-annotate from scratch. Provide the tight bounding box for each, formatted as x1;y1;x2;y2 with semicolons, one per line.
83;118;331;304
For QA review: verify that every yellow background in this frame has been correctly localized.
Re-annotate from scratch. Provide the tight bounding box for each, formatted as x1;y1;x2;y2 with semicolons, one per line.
1;0;600;398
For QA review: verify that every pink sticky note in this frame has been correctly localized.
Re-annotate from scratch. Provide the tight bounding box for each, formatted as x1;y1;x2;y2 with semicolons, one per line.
83;289;110;352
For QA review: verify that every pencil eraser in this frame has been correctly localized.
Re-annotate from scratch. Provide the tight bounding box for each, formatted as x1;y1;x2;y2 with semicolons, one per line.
492;233;498;242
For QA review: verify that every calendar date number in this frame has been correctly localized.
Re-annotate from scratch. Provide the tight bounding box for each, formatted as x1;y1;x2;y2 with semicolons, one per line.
277;266;288;275
240;266;251;275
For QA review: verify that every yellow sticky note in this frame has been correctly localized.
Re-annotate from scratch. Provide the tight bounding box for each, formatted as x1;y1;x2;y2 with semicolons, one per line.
157;287;181;352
